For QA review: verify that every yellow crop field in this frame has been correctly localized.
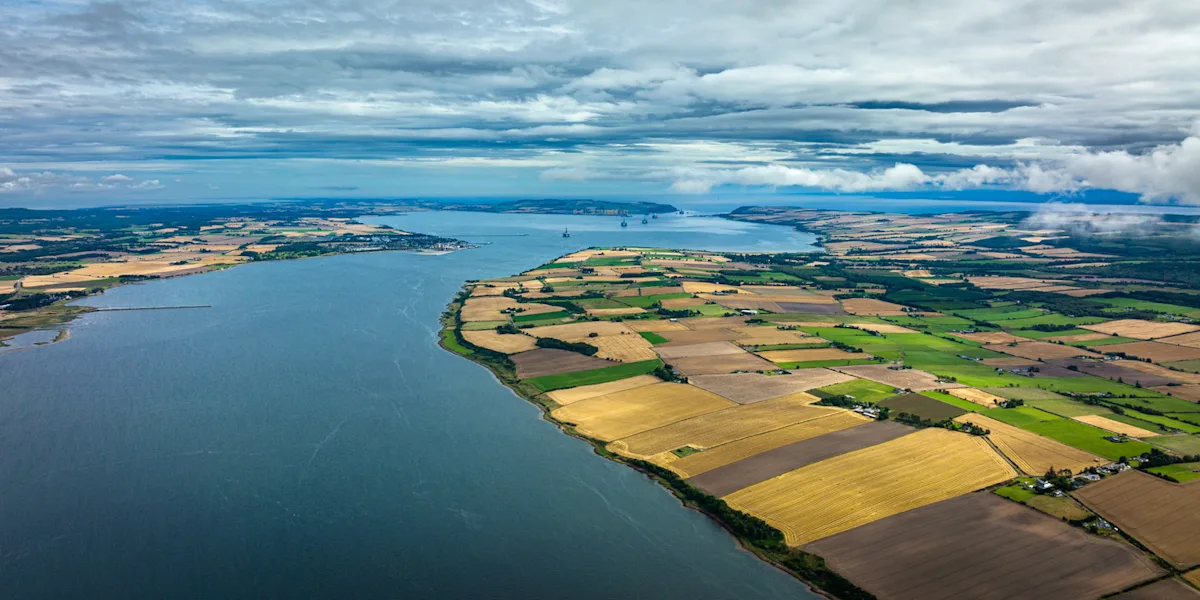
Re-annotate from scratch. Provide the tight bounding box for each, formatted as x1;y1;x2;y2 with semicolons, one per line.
550;382;736;441
461;330;538;354
668;412;870;477
1082;319;1200;340
724;428;1016;546
681;282;755;295
527;321;633;340
853;323;918;334
732;326;810;346
956;413;1103;475
607;396;841;460
460;297;558;322
840;298;910;316
1073;415;1159;437
587;307;645;316
625;320;691;332
948;388;1005;407
545;374;661;405
588;335;658;362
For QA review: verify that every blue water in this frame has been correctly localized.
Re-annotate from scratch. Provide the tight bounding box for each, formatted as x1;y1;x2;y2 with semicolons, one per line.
0;212;819;599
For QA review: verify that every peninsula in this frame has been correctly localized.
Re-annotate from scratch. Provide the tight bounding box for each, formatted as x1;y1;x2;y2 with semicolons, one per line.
440;206;1200;599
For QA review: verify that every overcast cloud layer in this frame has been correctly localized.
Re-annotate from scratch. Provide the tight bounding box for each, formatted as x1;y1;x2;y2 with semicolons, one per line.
2;0;1200;204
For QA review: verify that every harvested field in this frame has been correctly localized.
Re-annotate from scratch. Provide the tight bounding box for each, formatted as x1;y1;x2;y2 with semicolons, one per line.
981;387;1070;401
607;396;840;460
658;329;742;345
806;492;1164;600
1050;332;1112;343
587;307;645;316
669;412;870;478
725;428;1016;545
669;352;776;376
985;341;1101;361
544;374;660;405
877;392;966;421
949;387;1005;407
852;323;917;334
832;364;965;391
1074;414;1160;437
510;349;613;378
1074;471;1200;569
654;341;745;359
956;413;1102;475
841;297;910;316
460;330;538;354
955;331;1029;344
776;302;846;314
1083;319;1200;340
758;348;872;364
982;357;1038;367
689;420;912;496
730;326;809;346
681;282;752;294
1103;341;1200;363
1187;571;1200;590
680;316;753;330
1049;358;1185;387
659;297;704;309
1117;361;1200;385
688;370;853;404
1117;578;1200;600
586;335;658;362
625;320;690;332
461;297;559;322
1157;385;1200;402
550;382;735;441
708;297;783;313
1160;331;1200;349
524;321;632;340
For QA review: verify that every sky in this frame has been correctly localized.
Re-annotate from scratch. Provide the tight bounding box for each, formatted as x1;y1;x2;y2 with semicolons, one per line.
2;0;1200;207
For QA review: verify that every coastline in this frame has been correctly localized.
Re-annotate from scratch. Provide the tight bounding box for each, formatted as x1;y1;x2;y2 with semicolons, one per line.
435;288;871;600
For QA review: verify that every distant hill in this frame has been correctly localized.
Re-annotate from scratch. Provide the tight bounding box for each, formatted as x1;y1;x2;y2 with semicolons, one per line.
437;198;678;215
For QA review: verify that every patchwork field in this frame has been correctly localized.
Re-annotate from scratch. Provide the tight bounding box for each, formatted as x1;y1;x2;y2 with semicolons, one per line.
757;348;871;364
510;348;613;378
806;493;1164;600
551;382;735;441
1082;319;1200;340
956;413;1103;474
668;412;871;478
1075;414;1160;437
688;370;853;404
688;420;912;496
948;387;1005;407
544;374;661;405
461;330;538;353
607;396;840;460
724;428;1016;545
832;364;964;391
1074;471;1200;569
669;353;777;376
1104;341;1200;363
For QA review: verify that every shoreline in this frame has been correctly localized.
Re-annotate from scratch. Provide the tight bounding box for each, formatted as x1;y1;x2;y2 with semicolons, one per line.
435;289;869;600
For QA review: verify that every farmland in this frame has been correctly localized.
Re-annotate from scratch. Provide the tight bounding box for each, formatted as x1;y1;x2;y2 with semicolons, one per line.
1075;471;1200;569
437;222;1200;599
724;428;1016;545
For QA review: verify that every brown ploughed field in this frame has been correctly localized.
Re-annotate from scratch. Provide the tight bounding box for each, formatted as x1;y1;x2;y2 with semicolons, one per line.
688;420;912;496
806;493;1163;600
510;349;613;378
1102;341;1200;363
1116;578;1200;600
984;341;1101;361
1074;471;1200;569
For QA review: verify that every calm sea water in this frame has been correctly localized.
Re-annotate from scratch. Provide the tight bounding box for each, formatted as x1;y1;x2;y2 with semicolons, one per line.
0;212;820;599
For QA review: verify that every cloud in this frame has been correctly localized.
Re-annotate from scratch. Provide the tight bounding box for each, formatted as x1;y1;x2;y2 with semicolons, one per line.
1022;202;1166;236
670;163;930;193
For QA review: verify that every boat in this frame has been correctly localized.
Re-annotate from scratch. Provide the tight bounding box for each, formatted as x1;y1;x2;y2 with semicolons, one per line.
620;218;628;228
562;228;570;238
641;215;648;224
652;214;658;219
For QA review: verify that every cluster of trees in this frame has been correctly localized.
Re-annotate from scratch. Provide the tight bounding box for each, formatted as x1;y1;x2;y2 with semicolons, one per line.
534;337;598;356
0;290;87;311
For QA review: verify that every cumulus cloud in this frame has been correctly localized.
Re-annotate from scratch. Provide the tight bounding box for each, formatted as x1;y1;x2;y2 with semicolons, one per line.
1;1;1200;202
1022;203;1166;236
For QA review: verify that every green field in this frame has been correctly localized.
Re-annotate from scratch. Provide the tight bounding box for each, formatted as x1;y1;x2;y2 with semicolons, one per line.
982;406;1062;428
812;378;898;404
980;387;1071;401
1147;462;1200;483
617;292;692;308
747;342;833;351
514;310;572;323
956;307;1046;321
1166;359;1200;373
1101;298;1200;318
638;331;669;345
1070;336;1139;347
525;359;664;392
1151;435;1200;454
574;298;629;309
1113;412;1200;434
994;479;1036;503
1000;314;1106;329
461;320;508;331
441;329;474;356
919;390;985;412
583;256;638;266
1023;419;1155;460
1024;397;1110;418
